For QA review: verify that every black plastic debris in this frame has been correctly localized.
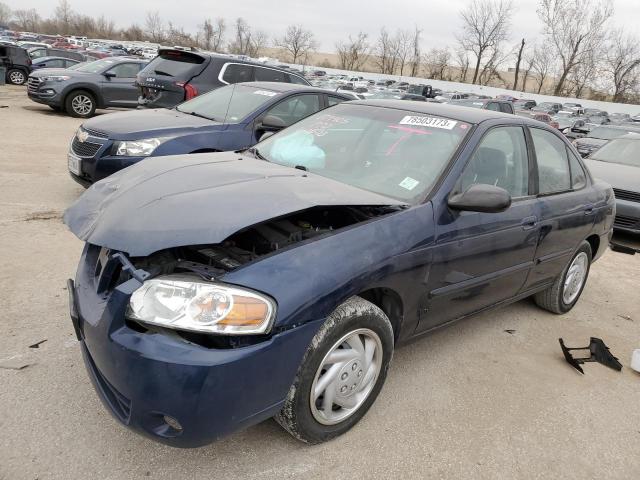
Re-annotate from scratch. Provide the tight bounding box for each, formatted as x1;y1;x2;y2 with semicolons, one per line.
29;339;47;349
504;329;516;334
559;337;623;374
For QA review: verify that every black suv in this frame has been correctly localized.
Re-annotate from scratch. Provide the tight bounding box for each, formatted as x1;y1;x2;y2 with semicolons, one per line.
136;49;310;108
1;45;31;84
28;57;148;117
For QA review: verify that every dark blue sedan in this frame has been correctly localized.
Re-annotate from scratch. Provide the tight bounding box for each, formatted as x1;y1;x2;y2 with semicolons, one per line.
67;82;351;186
64;101;614;447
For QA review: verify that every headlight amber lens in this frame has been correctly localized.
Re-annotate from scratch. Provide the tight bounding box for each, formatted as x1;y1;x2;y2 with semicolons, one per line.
126;276;276;335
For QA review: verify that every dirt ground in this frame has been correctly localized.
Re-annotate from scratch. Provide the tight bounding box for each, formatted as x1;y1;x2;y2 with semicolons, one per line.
0;84;639;480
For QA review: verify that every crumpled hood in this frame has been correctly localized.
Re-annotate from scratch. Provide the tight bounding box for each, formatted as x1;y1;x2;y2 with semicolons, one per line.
64;152;404;256
583;159;640;192
81;108;221;138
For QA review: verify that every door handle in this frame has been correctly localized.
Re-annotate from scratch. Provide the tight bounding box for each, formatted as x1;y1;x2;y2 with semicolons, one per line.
584;204;595;215
521;216;538;230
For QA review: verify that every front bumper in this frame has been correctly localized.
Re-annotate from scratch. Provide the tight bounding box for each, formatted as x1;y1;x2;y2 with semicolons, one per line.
70;245;322;447
27;83;64;107
613;199;640;233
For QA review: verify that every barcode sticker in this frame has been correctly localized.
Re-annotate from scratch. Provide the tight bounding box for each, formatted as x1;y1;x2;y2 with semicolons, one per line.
399;116;457;130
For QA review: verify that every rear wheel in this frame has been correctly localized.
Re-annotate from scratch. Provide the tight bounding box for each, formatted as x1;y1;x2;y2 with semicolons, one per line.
65;90;96;118
534;241;592;314
275;296;394;444
7;69;26;85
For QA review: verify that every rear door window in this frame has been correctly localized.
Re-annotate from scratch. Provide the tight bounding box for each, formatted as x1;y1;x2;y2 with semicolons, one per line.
221;63;254;84
530;128;571;194
255;67;285;82
568;149;587;189
106;63;142;78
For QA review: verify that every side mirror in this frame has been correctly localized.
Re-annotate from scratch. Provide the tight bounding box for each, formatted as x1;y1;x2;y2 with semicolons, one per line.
259;131;276;142
448;184;512;213
258;114;287;132
103;71;116;79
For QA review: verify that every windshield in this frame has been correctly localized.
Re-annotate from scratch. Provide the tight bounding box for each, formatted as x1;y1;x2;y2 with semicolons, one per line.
587;127;628;140
590;138;640;167
256;103;471;203
75;58;121;73
176;84;278;123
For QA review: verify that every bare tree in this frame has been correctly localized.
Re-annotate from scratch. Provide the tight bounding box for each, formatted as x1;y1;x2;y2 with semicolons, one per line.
274;25;318;64
454;48;471;82
145;11;165;43
336;32;370;71
531;43;554;93
458;0;514;84
519;51;536;92
198;18;225;52
54;0;74;35
408;26;422;77
603;29;640;102
538;0;613;96
373;28;396;74
393;30;412;76
12;9;40;31
512;38;525;90
0;2;12;25
424;48;451;80
121;23;144;41
228;18;266;57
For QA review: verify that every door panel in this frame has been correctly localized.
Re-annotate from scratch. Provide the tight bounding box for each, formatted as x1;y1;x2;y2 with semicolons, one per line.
100;63;142;106
417;125;538;332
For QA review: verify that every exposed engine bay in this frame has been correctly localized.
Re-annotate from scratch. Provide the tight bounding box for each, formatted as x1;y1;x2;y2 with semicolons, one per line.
131;205;401;279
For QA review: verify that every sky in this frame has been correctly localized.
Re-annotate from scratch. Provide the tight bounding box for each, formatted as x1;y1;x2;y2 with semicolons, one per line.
5;0;640;51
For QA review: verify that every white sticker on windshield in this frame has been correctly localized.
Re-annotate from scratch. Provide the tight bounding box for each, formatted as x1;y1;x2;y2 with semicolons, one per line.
399;177;420;191
253;90;277;97
399;116;457;130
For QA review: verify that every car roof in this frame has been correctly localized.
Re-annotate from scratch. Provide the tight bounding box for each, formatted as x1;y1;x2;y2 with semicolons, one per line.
350;99;516;124
230;81;350;97
35;56;75;61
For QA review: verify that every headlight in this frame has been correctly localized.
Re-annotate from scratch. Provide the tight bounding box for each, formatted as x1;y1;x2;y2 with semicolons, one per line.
114;137;170;156
41;75;71;82
126;275;276;335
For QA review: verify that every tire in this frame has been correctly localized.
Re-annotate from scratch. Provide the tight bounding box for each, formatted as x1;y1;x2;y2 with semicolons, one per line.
534;241;592;314
275;296;394;444
65;90;96;118
7;69;26;85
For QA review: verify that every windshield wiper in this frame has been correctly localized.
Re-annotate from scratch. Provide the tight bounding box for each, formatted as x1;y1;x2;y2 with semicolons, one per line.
181;110;217;121
245;147;266;160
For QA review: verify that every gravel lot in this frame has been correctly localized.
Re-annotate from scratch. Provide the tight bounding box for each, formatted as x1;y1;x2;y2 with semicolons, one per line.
1;84;639;480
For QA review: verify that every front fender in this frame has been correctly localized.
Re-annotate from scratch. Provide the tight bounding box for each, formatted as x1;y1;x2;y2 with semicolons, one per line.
221;203;435;336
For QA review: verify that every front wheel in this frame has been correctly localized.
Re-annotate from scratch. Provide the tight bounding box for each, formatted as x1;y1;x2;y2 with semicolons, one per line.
276;296;394;444
534;241;592;314
65;90;96;118
7;69;26;85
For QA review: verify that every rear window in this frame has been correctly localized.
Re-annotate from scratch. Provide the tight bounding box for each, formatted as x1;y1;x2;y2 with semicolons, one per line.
176;83;278;123
142;51;205;78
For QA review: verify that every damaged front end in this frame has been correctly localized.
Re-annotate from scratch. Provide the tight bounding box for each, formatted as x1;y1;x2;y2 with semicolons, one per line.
84;204;398;349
